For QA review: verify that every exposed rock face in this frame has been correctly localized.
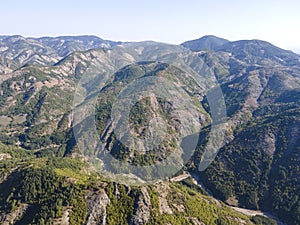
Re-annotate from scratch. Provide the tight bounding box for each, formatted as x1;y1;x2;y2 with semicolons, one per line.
52;207;71;225
0;153;11;161
85;189;110;225
0;203;28;225
155;182;173;215
262;131;276;156
130;187;151;225
113;182;120;198
186;217;206;225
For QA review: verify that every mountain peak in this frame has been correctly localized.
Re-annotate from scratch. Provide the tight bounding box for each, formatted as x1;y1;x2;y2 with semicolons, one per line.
181;35;229;51
217;39;300;66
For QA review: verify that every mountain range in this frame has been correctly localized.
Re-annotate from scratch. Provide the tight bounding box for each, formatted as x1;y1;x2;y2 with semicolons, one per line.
0;34;299;225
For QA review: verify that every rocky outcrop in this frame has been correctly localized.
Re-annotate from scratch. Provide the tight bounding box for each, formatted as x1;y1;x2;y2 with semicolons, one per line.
0;153;11;161
130;187;151;225
186;217;206;225
52;207;71;225
85;189;110;225
0;203;29;225
262;131;276;156
155;182;173;215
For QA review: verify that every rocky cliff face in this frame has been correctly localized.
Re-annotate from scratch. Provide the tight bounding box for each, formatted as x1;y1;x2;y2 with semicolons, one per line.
130;187;151;225
85;189;110;225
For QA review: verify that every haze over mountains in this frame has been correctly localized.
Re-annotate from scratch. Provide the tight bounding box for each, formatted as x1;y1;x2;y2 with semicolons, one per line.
0;34;299;225
0;34;298;74
0;35;120;74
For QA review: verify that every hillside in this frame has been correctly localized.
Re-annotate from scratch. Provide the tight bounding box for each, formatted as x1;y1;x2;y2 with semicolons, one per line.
183;37;300;225
181;35;230;51
0;35;299;225
0;143;272;225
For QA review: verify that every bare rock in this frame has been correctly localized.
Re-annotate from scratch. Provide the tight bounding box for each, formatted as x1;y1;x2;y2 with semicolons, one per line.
130;187;151;225
53;207;71;225
0;203;28;225
85;189;110;225
187;217;206;225
155;182;173;214
262;132;276;156
0;153;12;161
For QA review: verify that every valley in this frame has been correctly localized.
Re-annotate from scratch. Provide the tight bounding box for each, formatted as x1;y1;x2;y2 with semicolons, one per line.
0;34;299;225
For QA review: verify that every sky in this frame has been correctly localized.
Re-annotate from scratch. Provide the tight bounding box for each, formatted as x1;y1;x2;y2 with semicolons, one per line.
1;0;300;51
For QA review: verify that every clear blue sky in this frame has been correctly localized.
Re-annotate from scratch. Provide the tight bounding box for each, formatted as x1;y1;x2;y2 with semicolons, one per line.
1;0;300;51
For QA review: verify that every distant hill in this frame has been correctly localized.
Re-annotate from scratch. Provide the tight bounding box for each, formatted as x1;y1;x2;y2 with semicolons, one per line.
181;35;230;51
35;35;120;57
0;35;119;74
216;39;300;66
